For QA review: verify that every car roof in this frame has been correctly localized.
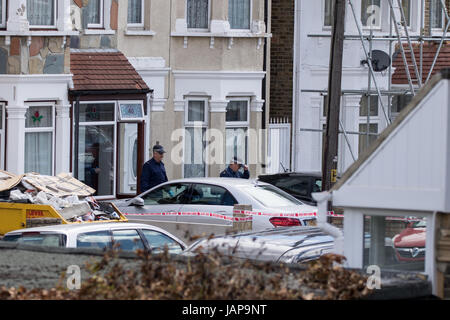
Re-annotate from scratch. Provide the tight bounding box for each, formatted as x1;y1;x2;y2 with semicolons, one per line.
258;172;322;178
157;177;271;188
5;222;169;235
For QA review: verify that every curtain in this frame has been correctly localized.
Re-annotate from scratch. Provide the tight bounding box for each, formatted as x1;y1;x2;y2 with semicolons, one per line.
229;0;250;29
187;0;208;29
25;132;52;175
188;101;205;122
226;128;247;164
184;127;206;177
87;0;101;25
226;100;248;122
27;0;54;26
431;0;444;28
128;0;143;24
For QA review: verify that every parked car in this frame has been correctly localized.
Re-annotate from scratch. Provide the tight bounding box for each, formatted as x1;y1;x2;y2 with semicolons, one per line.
257;172;322;205
392;220;426;262
2;222;186;254
113;178;318;232
183;226;334;264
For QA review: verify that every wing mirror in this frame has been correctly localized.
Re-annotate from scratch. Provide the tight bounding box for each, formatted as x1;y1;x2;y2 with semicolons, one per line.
129;197;144;207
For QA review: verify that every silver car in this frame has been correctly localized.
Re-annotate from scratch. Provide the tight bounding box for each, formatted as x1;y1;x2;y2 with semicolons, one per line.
2;222;187;254
184;226;334;264
113;178;318;235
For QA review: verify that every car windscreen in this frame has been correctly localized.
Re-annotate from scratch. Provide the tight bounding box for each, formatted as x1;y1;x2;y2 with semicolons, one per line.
241;184;305;207
3;233;66;247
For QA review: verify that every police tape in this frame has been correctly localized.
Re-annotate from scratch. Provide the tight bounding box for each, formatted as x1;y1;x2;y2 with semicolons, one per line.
122;210;425;222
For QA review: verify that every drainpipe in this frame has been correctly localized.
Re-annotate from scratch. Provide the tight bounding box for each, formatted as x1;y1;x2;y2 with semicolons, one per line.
312;191;344;255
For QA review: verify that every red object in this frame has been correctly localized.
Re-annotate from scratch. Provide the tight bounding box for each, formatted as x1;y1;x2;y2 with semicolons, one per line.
393;224;426;262
269;217;301;227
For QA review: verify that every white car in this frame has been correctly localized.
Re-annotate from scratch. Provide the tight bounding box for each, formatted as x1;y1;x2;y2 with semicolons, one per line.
113;178;318;232
2;222;187;254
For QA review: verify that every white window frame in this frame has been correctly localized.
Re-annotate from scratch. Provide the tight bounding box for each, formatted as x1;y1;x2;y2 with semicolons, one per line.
228;0;252;31
118;100;145;121
127;0;145;28
24;102;56;175
361;0;383;30
27;0;57;29
87;0;105;29
0;0;6;28
358;95;380;156
183;97;209;178
76;101;117;199
186;0;211;32
0;102;5;170
225;97;250;165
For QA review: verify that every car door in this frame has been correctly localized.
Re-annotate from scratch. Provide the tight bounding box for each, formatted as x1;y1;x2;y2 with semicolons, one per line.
177;183;238;230
122;182;192;226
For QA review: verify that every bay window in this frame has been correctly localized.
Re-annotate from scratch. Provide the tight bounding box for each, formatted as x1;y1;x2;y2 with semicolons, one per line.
187;0;209;30
361;0;381;28
229;0;251;30
184;99;208;178
87;0;104;28
128;0;144;27
27;0;56;27
24;104;55;175
226;99;249;165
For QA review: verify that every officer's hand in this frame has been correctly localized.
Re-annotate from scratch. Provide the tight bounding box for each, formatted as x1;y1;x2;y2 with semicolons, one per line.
243;165;248;171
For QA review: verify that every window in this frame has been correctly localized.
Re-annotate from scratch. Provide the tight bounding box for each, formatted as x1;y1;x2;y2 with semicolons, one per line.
229;0;251;30
78;102;115;197
361;0;381;28
400;0;411;27
141;229;184;254
112;229;145;252
128;0;144;27
391;93;413;114
431;0;445;29
118;101;144;121
187;0;209;30
87;0;104;28
77;231;112;249
185;99;208;178
0;0;6;28
364;215;426;272
358;96;379;155
324;0;334;27
3;233;66;247
27;0;56;27
226;99;249;165
25;105;55;175
142;183;191;205
189;183;237;206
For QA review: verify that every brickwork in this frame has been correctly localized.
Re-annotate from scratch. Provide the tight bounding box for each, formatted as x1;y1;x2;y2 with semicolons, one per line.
269;0;295;121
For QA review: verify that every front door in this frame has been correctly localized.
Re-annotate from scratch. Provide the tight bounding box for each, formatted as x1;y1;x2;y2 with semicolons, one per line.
118;123;139;196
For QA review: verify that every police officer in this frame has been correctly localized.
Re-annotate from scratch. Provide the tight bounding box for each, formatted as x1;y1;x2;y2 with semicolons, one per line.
140;142;168;193
220;156;250;179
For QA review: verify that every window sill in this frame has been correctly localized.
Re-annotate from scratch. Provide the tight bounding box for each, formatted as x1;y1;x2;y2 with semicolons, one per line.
125;29;156;36
171;31;271;38
0;30;79;36
84;29;115;35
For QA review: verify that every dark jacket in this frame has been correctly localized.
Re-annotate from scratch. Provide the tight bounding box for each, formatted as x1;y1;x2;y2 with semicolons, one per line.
220;166;250;179
140;158;168;192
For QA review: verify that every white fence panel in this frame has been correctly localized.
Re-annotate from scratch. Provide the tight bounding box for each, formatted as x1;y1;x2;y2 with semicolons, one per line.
267;118;291;173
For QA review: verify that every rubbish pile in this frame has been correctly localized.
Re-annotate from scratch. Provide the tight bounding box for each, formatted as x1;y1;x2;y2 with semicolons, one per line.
0;170;121;222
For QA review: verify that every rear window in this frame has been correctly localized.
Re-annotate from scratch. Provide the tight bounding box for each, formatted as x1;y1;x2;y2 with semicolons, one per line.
3;233;66;247
242;185;304;207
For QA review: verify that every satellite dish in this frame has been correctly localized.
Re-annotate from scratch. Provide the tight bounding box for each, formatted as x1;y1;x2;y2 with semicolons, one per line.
370;50;391;72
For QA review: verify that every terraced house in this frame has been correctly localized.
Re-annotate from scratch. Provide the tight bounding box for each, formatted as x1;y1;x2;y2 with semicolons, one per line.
0;0;272;199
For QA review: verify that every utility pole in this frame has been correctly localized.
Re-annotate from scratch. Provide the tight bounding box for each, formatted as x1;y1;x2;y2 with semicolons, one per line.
322;0;346;191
